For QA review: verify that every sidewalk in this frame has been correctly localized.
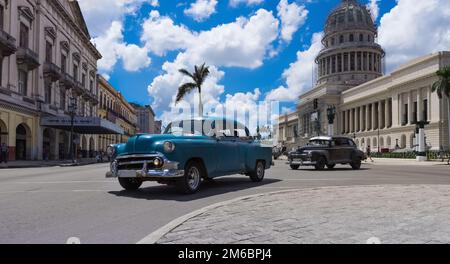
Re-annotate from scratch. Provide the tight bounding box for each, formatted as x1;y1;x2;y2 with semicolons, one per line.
0;158;103;169
147;185;450;244
279;155;447;166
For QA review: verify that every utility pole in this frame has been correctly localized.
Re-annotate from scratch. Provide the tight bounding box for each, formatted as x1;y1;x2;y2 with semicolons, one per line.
68;96;77;163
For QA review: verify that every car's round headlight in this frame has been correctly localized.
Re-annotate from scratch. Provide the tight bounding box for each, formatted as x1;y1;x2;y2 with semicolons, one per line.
106;145;116;157
163;141;175;153
153;157;163;167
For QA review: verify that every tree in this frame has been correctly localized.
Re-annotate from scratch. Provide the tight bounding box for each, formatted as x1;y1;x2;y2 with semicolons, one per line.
176;63;210;117
432;65;450;150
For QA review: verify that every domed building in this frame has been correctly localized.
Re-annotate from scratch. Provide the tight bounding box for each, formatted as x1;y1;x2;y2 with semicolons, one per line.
277;0;450;159
317;0;385;87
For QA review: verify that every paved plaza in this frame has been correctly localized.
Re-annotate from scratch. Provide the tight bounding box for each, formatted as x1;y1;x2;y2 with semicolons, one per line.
154;185;450;244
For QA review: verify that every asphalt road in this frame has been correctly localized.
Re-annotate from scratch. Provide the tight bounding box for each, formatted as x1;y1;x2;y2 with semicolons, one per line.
0;160;449;244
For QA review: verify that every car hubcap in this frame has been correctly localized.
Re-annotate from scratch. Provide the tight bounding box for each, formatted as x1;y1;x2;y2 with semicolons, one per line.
188;167;200;189
257;163;264;179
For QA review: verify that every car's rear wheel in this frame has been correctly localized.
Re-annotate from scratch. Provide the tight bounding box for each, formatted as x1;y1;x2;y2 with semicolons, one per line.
327;164;336;170
315;157;326;170
350;157;362;170
118;178;143;191
177;161;203;194
250;161;265;182
290;164;300;170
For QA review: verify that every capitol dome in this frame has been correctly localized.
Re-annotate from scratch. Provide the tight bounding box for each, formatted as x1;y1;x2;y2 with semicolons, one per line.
324;0;376;37
316;0;385;87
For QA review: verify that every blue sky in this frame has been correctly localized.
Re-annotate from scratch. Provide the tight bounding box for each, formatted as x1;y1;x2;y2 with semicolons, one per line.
78;0;449;122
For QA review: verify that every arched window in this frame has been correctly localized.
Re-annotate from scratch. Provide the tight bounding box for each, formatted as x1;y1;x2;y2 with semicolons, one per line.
331;38;335;45
349;34;354;42
359;34;363;42
368;35;372;42
339;35;344;43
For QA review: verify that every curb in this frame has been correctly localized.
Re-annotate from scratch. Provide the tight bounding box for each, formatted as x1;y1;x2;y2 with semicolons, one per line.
136;189;300;244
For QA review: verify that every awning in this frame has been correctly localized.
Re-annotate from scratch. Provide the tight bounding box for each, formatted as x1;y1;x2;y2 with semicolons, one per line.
40;117;124;134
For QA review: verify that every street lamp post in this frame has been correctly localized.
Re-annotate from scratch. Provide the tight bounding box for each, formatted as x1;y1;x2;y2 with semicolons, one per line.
326;105;336;136
415;120;430;162
68;96;77;163
377;127;380;153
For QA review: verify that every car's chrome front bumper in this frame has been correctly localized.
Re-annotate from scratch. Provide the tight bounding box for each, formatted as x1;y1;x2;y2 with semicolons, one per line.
287;160;317;166
105;154;185;179
287;154;316;166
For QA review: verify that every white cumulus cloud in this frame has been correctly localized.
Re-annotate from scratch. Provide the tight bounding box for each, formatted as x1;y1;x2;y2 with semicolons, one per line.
277;0;308;43
184;0;218;22
229;0;264;7
266;32;323;102
378;0;450;72
367;0;380;21
91;21;151;73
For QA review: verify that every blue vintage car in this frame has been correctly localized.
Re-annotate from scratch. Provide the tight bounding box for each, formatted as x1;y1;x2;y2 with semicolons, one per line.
106;117;273;194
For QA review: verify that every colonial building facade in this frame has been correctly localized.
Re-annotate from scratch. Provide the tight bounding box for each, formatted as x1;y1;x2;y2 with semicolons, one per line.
0;0;121;160
132;103;158;134
278;0;450;153
98;75;137;152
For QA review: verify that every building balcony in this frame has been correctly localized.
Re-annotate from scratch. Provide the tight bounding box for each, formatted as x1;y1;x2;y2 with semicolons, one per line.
16;47;40;70
61;73;75;89
73;81;84;95
89;92;99;105
0;29;17;57
43;62;62;82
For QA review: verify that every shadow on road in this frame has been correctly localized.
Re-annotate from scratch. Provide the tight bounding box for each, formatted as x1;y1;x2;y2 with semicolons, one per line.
108;177;281;201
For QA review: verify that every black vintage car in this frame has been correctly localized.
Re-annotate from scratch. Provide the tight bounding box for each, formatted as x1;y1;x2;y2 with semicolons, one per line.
288;136;366;170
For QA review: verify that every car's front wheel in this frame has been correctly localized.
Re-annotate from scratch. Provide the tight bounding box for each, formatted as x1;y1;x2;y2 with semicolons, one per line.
250;161;265;182
350;157;362;170
177;161;203;194
314;156;326;170
118;178;143;191
290;164;300;170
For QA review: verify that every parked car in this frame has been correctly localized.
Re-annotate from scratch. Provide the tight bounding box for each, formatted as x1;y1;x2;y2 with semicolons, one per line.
106;117;273;194
288;136;365;170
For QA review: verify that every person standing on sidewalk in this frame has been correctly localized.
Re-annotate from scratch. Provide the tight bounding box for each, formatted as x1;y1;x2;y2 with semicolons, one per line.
1;142;9;163
366;145;374;162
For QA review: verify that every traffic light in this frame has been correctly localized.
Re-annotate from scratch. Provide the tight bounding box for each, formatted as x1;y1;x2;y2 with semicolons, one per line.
313;99;318;110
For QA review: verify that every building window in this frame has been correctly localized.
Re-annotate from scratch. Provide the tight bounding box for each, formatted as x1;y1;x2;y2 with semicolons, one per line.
413;101;418;124
61;54;66;73
45;42;52;63
339;35;344;43
89;79;93;93
368;35;372;42
403;104;408;125
423;99;428;121
0;5;4;30
18;70;28;95
359;34;363;42
349;34;354;42
82;73;86;88
44;81;51;104
19;23;29;49
60;89;66;110
73;64;78;80
331;38;335;45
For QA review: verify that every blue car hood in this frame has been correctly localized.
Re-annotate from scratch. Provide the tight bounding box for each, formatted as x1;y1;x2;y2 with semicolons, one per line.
124;134;176;154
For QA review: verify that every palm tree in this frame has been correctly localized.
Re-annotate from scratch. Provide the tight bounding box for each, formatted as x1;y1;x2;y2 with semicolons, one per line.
176;63;210;117
432;65;450;150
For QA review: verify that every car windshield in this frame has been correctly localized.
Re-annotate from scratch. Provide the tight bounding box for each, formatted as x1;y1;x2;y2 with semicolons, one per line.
308;140;330;146
164;120;214;136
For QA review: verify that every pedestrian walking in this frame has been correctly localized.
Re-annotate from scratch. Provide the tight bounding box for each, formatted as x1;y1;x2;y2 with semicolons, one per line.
366;145;374;162
1;142;9;163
